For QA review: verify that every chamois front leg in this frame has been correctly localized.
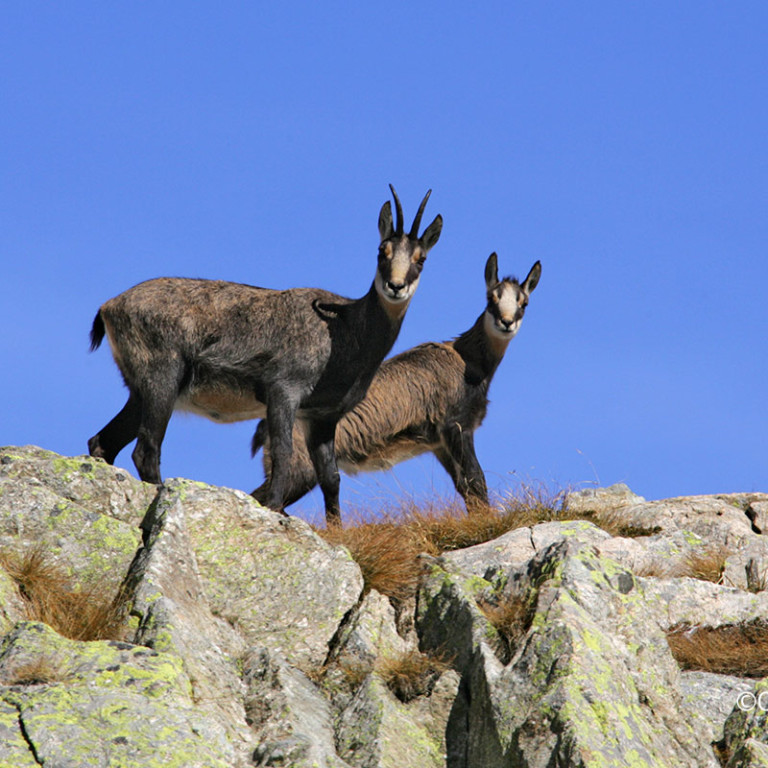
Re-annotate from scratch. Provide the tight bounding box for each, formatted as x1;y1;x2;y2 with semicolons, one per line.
251;421;319;508
306;419;342;527
439;424;489;513
262;389;300;514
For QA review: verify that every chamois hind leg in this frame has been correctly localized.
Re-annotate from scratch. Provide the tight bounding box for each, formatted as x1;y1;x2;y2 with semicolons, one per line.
130;365;185;485
88;392;143;465
306;419;341;526
438;426;490;514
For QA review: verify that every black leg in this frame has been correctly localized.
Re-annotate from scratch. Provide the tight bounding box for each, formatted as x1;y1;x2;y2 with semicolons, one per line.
130;365;185;485
262;389;300;513
439;425;489;513
88;392;142;465
252;420;319;508
306;419;341;526
131;394;176;485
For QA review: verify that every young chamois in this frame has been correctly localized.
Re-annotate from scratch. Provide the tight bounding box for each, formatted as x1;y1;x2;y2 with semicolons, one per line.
251;253;541;514
88;186;442;524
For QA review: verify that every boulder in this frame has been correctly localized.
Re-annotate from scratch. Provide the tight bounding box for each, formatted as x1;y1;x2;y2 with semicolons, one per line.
0;445;152;588
419;538;719;767
244;647;352;768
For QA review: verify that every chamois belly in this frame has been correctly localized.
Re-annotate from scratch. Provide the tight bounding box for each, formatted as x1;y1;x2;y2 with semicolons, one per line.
339;438;438;474
177;389;267;423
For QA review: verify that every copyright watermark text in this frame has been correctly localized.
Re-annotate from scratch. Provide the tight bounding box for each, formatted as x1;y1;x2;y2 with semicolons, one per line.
737;691;766;712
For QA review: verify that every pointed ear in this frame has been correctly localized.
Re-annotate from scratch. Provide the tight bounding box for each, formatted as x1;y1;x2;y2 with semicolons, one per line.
484;252;499;291
419;214;442;252
522;261;542;294
378;200;394;242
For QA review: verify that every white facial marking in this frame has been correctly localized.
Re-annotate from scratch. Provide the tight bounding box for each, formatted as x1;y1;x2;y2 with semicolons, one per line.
485;284;524;340
376;238;422;304
484;309;519;341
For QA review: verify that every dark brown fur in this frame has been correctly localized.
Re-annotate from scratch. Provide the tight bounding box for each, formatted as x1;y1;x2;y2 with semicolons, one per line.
88;186;442;524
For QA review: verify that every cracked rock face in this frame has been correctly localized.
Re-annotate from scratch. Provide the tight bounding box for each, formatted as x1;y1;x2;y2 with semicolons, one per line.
1;449;768;767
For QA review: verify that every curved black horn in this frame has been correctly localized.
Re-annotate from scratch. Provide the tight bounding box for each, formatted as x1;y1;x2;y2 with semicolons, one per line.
389;184;404;234
409;189;432;237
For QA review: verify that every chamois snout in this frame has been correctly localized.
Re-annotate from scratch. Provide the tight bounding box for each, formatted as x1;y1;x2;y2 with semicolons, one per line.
375;238;424;304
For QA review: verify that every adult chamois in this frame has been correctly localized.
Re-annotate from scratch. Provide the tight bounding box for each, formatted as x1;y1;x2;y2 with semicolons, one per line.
88;186;442;524
251;253;541;514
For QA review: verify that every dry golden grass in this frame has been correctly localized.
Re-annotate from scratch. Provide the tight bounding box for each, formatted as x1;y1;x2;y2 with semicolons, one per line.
337;658;374;689
318;486;571;601
375;648;452;702
683;545;730;584
0;544;127;642
477;587;537;663
320;518;423;601
320;484;650;602
634;559;687;579
405;500;539;556
635;545;731;582
666;622;768;678
0;655;70;686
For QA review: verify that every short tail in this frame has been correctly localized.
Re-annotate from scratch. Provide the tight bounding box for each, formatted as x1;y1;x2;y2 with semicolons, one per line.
250;420;268;458
89;311;106;352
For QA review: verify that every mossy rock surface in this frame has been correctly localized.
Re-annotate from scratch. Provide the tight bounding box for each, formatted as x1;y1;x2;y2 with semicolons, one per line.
0;445;151;589
0;622;233;768
133;479;363;669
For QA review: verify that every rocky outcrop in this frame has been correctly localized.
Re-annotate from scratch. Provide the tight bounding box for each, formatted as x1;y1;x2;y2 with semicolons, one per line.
1;447;767;766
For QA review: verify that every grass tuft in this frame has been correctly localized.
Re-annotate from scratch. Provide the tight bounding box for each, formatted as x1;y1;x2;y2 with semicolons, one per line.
666;621;768;678
1;655;70;686
635;545;731;582
320;516;423;601
318;485;603;601
0;544;127;642
683;545;730;584
477;587;538;663
375;648;452;702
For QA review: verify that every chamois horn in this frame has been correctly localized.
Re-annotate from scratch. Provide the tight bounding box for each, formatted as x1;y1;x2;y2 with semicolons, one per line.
410;188;433;238
388;183;404;234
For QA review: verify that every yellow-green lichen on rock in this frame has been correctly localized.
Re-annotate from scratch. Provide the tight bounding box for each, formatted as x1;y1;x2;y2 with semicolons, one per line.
721;677;768;767
504;542;718;766
336;673;444;768
0;446;150;595
423;538;721;767
0;622;233;767
136;479;363;669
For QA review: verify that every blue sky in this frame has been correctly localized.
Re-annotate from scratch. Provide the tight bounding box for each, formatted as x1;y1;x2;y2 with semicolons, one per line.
2;3;766;522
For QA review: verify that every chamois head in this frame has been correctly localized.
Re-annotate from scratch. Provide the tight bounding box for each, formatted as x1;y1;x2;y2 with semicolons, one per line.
375;185;442;307
483;253;542;342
